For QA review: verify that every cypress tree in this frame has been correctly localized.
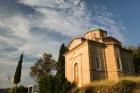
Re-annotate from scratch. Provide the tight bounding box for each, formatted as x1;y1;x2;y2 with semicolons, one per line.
13;52;24;85
56;43;68;78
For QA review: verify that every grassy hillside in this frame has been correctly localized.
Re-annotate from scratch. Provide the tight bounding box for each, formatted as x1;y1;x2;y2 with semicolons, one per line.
74;77;140;93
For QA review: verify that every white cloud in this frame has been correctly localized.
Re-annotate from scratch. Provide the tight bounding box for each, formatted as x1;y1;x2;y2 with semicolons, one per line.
0;15;30;38
0;0;127;87
18;0;125;41
91;16;125;41
0;61;34;88
18;0;91;36
18;0;81;7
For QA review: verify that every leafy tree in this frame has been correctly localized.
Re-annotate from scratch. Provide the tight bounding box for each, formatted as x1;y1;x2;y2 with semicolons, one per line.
38;75;75;93
30;53;56;79
54;76;76;93
31;45;76;93
38;75;55;93
13;52;24;85
133;46;140;75
9;85;28;93
54;43;76;93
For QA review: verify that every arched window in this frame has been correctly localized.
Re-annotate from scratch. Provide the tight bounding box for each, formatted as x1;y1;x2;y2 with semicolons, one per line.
74;63;79;84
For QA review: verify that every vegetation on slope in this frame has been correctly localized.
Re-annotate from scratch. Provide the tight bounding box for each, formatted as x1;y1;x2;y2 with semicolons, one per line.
76;77;140;93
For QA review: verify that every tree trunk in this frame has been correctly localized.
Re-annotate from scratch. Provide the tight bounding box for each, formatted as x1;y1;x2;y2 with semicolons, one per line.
15;84;17;93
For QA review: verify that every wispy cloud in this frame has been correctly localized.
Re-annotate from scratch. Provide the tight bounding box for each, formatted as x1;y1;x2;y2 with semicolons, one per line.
0;61;34;88
0;0;126;60
18;0;91;36
0;0;126;87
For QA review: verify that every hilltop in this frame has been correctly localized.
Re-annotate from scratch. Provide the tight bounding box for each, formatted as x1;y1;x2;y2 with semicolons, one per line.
73;77;140;93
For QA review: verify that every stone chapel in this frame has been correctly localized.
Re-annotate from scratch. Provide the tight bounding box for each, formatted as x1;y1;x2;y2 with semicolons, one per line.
64;28;135;87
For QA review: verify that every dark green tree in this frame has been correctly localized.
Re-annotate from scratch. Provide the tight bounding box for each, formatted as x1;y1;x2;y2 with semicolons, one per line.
56;43;68;78
133;46;140;75
9;85;28;93
38;75;55;93
54;76;75;93
30;53;56;79
31;46;76;93
54;43;76;93
38;74;75;93
13;52;24;85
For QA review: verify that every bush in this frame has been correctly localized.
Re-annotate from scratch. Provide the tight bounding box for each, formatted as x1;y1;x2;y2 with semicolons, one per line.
118;80;136;88
38;75;76;93
8;85;28;93
77;78;139;93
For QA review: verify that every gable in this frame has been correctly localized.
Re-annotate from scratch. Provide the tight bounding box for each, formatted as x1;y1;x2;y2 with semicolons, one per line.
68;38;85;50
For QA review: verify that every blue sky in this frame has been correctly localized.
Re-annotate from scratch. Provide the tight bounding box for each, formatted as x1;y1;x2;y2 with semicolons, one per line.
0;0;140;88
98;0;140;45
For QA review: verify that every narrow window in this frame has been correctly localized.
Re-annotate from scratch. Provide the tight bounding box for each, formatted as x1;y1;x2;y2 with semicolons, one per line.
94;33;96;39
74;63;79;84
116;57;122;71
95;57;101;70
126;62;130;73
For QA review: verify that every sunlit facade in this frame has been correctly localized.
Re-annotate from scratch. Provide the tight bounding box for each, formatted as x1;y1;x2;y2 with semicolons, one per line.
64;28;135;86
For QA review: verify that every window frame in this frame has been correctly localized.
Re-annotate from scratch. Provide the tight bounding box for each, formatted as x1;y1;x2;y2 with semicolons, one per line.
126;61;130;73
116;57;122;71
95;56;102;70
74;63;79;84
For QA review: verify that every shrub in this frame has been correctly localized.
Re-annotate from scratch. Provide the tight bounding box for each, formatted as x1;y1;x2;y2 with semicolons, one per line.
8;85;28;93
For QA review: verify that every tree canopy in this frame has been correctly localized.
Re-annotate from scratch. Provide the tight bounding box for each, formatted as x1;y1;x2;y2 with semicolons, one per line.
30;44;76;93
30;53;56;79
133;46;140;75
38;75;75;93
9;85;28;93
56;43;68;78
13;52;24;85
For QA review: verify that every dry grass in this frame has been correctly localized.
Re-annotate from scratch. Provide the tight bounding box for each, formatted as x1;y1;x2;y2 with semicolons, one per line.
83;76;140;87
119;76;140;84
133;89;140;93
76;77;140;93
85;80;117;87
